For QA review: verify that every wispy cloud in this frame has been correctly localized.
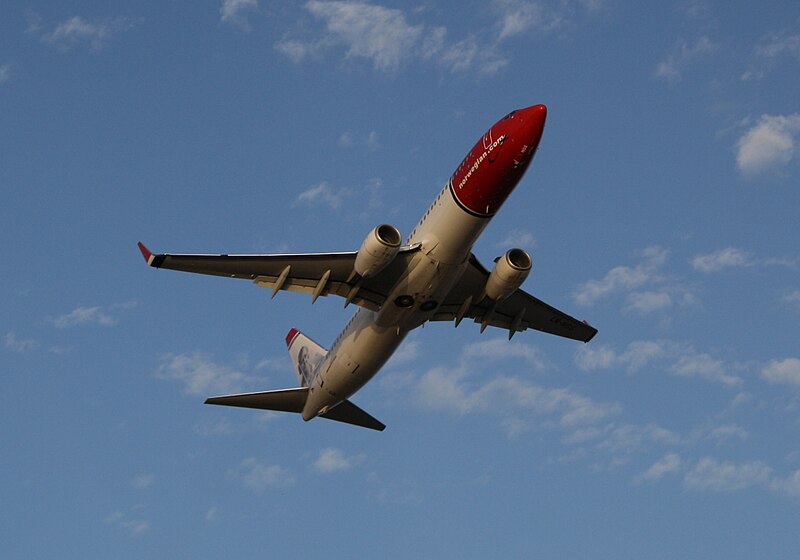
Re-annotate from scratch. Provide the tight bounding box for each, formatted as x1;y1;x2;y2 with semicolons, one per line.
0;64;10;84
575;339;667;373
292;1;424;71
5;332;38;353
220;0;259;31
294;181;351;210
573;246;668;307
339;130;380;151
783;291;800;310
742;29;800;80
230;457;295;492
563;421;680;473
497;229;536;249
671;352;742;387
761;358;800;388
635;452;682;483
416;338;618;434
155;353;263;396
691;246;796;273
575;339;743;386
28;14;139;52
277;1;508;75
735;114;800;176
132;473;155;489
493;0;565;41
49;302;136;328
691;247;753;272
654;36;717;83
311;447;365;473
105;509;150;537
683;457;772;492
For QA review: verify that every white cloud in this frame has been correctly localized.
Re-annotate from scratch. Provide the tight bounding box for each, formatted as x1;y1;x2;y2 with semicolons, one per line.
461;337;547;370
0;64;10;84
771;469;800;498
302;1;424;71
155;353;262;396
294;181;350;210
704;423;749;443
277;1;509;75
573;246;667;306
784;291;800;310
691;247;754;273
494;0;564;41
433;34;509;75
761;358;800;387
5;332;38;353
575;340;667;373
49;301;135;328
683;457;772;492
743;31;800;80
624;291;673;314
416;344;619;433
736;114;800;175
575;340;742;386
29;14;137;51
132;473;155;489
755;32;800;60
671;353;742;387
205;507;219;523
339;130;379;151
311;447;365;473
220;0;258;31
105;510;150;537
654;36;717;83
595;423;681;454
51;306;113;327
636;453;682;483
233;457;295;492
497;229;536;249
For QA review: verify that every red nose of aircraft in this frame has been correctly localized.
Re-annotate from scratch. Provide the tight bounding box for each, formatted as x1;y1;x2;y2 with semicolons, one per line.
449;103;548;217
517;103;547;151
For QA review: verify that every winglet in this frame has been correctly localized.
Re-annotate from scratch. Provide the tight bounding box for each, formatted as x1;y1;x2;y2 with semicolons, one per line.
137;242;166;268
137;242;155;264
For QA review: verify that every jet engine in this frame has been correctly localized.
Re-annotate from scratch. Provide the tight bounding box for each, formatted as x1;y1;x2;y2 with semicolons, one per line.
484;248;532;301
353;224;402;278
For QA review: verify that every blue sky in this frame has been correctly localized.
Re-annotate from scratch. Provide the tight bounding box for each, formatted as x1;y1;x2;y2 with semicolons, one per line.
2;1;800;558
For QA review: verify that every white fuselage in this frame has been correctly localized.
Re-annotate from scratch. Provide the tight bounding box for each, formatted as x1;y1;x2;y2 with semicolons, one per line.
301;182;489;420
301;104;548;420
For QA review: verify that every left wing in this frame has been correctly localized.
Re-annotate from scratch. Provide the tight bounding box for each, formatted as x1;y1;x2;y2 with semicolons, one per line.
431;253;597;342
137;242;421;311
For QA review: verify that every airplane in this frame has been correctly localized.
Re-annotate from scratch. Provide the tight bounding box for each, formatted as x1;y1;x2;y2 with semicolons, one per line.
138;103;597;431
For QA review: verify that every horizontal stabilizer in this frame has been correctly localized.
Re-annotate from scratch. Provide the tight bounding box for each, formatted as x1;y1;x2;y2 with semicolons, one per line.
205;387;309;413
321;399;385;431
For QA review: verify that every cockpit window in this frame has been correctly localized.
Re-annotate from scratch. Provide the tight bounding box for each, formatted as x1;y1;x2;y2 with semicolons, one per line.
503;110;516;120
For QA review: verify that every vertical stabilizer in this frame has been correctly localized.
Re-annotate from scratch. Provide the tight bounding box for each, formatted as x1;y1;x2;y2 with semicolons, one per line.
285;328;327;387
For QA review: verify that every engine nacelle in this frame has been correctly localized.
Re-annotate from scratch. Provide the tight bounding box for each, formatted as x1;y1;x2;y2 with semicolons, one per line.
484;248;532;301
353;224;402;278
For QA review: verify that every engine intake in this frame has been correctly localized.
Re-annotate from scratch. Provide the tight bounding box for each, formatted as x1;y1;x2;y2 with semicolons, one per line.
353;224;402;278
484;248;532;301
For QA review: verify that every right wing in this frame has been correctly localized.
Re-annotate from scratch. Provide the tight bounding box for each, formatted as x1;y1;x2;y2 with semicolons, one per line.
137;241;421;312
431;253;598;343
